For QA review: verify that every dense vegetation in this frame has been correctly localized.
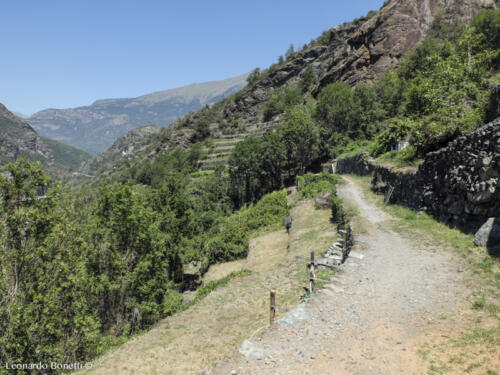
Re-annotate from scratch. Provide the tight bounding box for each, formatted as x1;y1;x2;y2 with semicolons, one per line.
0;6;498;374
334;7;500;162
0;156;287;373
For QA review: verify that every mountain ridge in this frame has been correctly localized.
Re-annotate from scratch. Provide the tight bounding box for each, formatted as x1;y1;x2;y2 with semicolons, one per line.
28;73;249;155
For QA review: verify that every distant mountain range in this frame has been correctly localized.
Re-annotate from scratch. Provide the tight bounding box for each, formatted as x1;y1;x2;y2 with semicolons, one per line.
0;103;91;175
27;74;249;155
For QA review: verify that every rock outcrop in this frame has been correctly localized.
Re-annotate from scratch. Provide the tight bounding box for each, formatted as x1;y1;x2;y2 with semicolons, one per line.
0;103;91;174
0;103;54;163
80;124;162;175
224;0;493;123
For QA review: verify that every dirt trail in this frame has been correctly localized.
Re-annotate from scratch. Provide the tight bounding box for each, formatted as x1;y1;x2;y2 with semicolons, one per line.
210;177;468;375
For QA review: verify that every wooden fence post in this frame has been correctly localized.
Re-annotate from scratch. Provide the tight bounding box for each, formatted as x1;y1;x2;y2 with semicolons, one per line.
270;290;276;325
309;250;315;293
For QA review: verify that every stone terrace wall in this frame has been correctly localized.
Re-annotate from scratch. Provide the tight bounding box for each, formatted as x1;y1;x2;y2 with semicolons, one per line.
335;153;374;176
336;117;500;228
418;118;500;226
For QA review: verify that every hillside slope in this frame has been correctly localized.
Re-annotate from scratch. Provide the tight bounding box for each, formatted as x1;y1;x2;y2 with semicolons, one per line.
0;102;90;174
85;0;493;180
28;74;248;155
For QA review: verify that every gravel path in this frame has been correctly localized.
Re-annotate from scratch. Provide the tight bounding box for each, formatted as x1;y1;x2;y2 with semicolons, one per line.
207;177;467;375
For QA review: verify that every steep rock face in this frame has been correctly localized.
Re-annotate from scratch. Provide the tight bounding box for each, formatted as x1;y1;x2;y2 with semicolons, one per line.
316;0;493;90
0;103;91;174
0;103;54;164
222;0;493;124
28;74;248;155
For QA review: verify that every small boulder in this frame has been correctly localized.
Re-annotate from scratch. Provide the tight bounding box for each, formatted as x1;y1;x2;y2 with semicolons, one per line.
474;217;500;252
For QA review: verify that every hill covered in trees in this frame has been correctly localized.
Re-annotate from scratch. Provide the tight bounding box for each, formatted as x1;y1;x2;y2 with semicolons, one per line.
1;0;499;373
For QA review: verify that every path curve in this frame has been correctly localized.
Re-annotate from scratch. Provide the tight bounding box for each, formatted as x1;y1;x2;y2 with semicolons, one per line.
209;176;466;375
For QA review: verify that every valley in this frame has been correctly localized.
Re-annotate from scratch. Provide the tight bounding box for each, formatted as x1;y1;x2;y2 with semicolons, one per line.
0;0;499;374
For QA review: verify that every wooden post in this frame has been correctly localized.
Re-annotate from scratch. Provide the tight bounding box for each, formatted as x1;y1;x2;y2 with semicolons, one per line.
309;250;315;293
270;290;276;325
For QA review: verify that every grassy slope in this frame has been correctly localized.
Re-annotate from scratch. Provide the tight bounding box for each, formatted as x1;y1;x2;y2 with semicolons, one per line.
345;175;500;375
78;192;337;375
41;136;91;172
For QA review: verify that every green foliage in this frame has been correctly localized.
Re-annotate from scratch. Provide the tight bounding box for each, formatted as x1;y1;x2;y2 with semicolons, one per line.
374;71;406;118
0;158;290;372
315;82;356;135
296;173;339;199
471;8;500;66
314;30;332;46
247;68;262;86
0;159;100;372
330;196;344;223
300;66;316;93
228;136;263;206
263;86;302;121
206;190;288;263
279;106;320;176
192;118;211;142
372;118;412;156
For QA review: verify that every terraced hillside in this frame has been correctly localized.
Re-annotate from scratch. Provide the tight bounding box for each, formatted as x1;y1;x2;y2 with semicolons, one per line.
198;123;278;170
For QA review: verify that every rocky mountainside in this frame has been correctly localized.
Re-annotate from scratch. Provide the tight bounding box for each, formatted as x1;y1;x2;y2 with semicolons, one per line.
79;125;161;176
28;74;248;155
84;0;493;181
0;102;91;175
223;0;493;122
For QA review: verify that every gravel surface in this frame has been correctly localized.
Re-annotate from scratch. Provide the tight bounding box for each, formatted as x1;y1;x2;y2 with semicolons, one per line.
206;177;466;375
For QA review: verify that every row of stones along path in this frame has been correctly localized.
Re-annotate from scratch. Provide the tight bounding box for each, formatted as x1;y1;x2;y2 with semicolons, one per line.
208;177;467;375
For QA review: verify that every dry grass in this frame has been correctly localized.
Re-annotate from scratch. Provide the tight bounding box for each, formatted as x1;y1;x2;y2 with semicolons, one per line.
78;194;337;375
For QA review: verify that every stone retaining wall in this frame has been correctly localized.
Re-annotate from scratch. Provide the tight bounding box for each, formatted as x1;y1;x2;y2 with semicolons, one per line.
336;117;500;229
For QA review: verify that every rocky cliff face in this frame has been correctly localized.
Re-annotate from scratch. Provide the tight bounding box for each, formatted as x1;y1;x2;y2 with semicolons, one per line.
0;103;54;164
222;0;493;124
0;103;91;174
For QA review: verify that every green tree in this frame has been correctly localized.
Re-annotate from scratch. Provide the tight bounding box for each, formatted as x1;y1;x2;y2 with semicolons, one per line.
315;82;356;136
247;68;261;86
260;130;286;191
374;71;405;117
279;106;320;176
299;65;316;93
352;83;385;138
0;159;100;372
228;137;264;207
263;87;301;121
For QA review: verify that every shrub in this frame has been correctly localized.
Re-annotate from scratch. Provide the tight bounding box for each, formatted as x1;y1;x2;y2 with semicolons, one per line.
296;173;339;199
330;196;344;224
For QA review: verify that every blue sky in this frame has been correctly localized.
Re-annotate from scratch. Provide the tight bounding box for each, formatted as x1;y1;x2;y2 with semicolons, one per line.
1;0;384;115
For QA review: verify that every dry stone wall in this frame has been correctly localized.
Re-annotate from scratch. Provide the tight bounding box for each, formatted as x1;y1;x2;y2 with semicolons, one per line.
336;117;500;229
